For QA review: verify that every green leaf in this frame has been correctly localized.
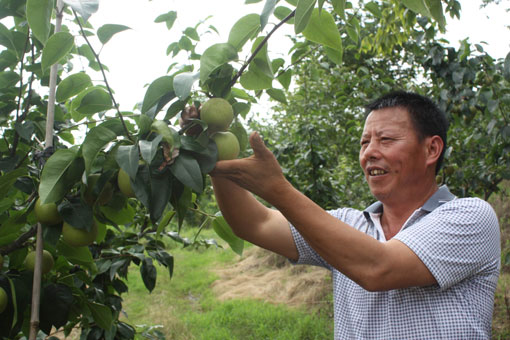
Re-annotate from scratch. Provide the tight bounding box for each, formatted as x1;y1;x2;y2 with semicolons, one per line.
250;36;273;79
170;153;203;193
425;0;445;31
303;9;342;52
504;52;510;82
240;69;273;90
150;175;172;222
0;71;18;89
139;136;162;164
277;69;292;89
63;0;99;22
173;72;199;101
97;24;131;44
401;0;431;17
40;284;73;333
230;121;249;152
39;149;79;204
100;204;136;226
267;88;287;104
82;122;121;174
365;1;382;18
228;14;261;51
155;11;177;30
325;46;343;65
331;0;346;19
26;0;53;45
115;145;139;180
140;258;157;292
76;88;112;114
232;102;251;118
41;32;75;72
261;0;278;30
0;23;16;56
57;241;95;270
87;302;113;330
199;43;238;83
184;27;199;41
295;0;316;34
212;215;244;256
0;168;26;196
274;6;295;24
56;73;92;102
141;76;174;115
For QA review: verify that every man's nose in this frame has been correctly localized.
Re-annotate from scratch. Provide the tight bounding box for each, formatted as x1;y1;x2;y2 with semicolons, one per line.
361;141;380;160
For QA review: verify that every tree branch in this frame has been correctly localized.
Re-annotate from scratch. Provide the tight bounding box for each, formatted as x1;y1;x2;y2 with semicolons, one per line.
0;225;37;255
229;10;296;88
73;10;134;142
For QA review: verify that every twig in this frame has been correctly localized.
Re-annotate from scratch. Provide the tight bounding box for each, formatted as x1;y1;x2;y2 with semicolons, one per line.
229;10;296;88
29;223;43;340
0;225;37;255
73;10;134;142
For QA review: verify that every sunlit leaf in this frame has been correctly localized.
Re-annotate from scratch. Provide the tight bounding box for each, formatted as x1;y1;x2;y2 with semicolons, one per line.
63;0;99;22
199;43;238;83
76;87;112;115
41;32;75;72
39;149;80;204
141;76;174;115
267;88;287;104
401;0;431;17
261;0;278;30
228;14;261;51
97;24;131;44
303;9;342;52
56;73;92;102
212;215;244;256
173;72;199;100
154;11;177;30
82;121;122;174
0;71;18;88
294;0;316;34
331;0;346;19
26;0;53;45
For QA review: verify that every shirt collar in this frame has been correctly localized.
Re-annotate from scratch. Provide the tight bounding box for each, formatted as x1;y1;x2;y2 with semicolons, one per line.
364;185;456;214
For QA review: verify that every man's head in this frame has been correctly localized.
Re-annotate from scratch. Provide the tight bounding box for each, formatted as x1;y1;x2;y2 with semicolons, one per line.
364;91;449;174
359;91;448;205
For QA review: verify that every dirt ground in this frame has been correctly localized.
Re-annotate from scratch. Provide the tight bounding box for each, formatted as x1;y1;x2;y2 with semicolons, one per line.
212;247;332;312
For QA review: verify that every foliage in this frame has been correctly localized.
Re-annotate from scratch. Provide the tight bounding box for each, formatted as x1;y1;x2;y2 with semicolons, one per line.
0;0;498;338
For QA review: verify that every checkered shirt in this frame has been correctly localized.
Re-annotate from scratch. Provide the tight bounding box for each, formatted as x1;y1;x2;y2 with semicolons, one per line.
290;186;501;339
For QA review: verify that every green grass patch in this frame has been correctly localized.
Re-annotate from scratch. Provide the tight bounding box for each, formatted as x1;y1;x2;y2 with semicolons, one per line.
120;228;333;339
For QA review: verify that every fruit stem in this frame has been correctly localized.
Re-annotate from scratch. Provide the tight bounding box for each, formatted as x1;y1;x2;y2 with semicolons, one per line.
229;9;296;89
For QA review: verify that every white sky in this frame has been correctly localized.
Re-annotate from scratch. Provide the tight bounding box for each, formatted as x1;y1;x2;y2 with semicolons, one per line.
85;0;510;112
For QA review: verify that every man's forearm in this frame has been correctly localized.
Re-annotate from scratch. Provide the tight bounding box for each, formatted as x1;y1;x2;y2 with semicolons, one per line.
211;176;298;259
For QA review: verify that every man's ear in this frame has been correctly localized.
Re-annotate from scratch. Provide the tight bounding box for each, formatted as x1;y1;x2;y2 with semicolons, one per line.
425;135;443;167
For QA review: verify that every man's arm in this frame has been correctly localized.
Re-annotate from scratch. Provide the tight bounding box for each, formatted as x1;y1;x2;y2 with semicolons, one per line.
211;132;436;291
211;176;299;261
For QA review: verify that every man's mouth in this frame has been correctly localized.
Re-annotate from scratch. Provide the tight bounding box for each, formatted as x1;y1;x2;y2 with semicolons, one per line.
368;168;388;176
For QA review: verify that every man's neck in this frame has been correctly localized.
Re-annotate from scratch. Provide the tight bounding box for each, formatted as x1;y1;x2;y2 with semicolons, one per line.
380;183;439;240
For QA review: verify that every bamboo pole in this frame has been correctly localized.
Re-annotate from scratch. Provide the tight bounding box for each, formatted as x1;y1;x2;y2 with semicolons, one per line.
29;1;64;339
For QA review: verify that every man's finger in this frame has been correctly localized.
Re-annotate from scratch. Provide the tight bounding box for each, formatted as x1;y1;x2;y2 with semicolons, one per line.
250;132;271;158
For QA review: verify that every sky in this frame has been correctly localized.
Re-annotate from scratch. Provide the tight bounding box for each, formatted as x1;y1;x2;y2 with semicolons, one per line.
84;0;510;113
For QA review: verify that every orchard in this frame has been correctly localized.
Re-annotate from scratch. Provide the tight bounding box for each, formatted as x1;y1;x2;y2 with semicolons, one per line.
0;0;509;339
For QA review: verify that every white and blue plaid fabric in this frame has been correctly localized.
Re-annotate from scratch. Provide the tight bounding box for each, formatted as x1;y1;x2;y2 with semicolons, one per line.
290;186;501;339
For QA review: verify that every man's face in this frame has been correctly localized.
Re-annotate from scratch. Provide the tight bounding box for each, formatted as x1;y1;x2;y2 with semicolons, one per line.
359;107;430;204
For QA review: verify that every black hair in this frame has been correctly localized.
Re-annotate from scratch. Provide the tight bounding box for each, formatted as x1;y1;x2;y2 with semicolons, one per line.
365;91;449;174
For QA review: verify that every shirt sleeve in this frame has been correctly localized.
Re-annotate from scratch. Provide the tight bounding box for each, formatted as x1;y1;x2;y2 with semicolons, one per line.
289;208;356;270
394;198;501;290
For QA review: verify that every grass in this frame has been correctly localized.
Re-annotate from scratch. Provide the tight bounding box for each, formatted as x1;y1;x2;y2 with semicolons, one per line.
119;229;334;340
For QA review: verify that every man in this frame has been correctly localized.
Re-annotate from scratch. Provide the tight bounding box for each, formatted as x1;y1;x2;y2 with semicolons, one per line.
209;91;501;339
